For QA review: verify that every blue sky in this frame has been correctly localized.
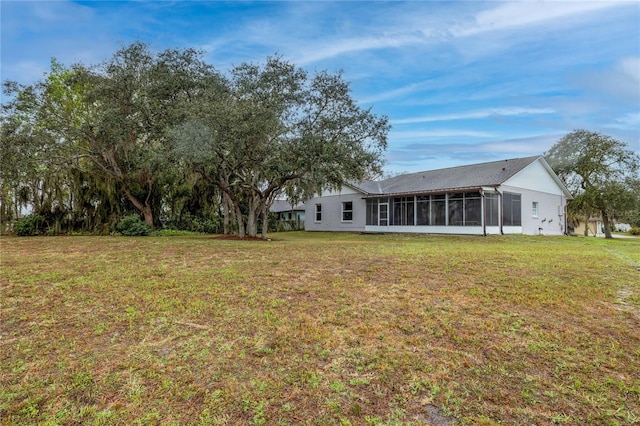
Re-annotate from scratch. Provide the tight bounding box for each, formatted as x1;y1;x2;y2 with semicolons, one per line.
2;1;639;174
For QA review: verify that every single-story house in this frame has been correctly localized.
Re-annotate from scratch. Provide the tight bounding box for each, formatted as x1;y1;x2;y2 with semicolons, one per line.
270;200;306;230
304;156;573;236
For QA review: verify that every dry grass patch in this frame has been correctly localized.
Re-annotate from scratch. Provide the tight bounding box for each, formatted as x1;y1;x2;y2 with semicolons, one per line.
1;233;639;425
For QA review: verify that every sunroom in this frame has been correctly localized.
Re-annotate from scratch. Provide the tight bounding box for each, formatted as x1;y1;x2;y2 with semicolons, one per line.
364;189;522;235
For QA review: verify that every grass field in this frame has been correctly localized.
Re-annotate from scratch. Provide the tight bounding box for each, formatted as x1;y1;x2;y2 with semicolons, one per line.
1;232;639;425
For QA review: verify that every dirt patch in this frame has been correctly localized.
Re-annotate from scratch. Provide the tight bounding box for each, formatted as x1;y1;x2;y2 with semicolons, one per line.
615;287;639;318
416;404;456;425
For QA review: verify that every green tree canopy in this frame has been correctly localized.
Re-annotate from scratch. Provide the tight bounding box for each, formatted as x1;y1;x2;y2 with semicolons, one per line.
3;43;221;227
2;44;388;237
170;56;389;238
545;129;640;238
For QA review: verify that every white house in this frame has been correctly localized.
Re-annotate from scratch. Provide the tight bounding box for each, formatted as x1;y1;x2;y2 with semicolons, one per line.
304;156;572;236
270;200;306;230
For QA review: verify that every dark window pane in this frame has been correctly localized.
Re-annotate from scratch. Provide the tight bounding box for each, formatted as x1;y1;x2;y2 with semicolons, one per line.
449;199;464;226
465;197;481;226
485;193;499;226
366;199;378;226
432;199;446;225
503;192;521;226
416;197;429;225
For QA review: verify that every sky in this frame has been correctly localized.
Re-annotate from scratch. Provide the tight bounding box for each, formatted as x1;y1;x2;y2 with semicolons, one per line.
1;1;639;174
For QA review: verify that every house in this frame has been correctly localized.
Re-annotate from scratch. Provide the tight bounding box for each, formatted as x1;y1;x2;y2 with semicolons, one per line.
304;156;572;236
570;217;630;236
270;200;306;230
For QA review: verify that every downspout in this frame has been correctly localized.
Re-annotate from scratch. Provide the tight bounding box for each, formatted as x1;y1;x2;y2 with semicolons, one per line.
497;188;504;235
481;189;487;236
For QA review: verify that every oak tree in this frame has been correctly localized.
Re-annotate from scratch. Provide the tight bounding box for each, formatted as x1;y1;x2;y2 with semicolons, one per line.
545;129;640;238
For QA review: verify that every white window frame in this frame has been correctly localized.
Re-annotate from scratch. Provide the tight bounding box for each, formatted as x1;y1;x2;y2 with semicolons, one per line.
342;201;353;222
315;204;322;222
532;201;539;218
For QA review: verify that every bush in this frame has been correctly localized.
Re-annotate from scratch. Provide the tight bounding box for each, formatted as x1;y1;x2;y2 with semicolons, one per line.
117;215;151;236
14;214;46;236
163;214;222;234
629;227;640;236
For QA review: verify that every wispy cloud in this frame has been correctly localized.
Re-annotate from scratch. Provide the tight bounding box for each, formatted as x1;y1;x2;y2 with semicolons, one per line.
295;32;428;65
391;129;495;141
606;112;640;130
453;1;632;37
392;107;555;125
386;133;563;172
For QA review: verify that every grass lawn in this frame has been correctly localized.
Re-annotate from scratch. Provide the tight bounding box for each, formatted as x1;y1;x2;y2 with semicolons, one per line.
1;232;639;425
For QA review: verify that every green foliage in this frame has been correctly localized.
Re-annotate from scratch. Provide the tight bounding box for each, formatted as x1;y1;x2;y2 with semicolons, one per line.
3;44;387;239
629;227;640;236
163;214;222;234
117;215;151;236
14;214;46;236
169;56;388;238
545;129;640;239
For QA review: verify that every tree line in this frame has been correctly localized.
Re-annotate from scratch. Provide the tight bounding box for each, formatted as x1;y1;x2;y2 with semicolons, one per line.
2;44;638;239
1;43;389;238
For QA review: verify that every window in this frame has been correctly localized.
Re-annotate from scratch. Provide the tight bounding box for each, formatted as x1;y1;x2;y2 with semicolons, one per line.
416;196;430;225
366;198;389;226
392;196;414;226
463;192;482;226
503;192;521;226
448;192;481;226
448;193;464;226
431;195;446;225
366;199;378;225
485;193;500;226
532;201;539;218
342;201;353;221
315;204;322;222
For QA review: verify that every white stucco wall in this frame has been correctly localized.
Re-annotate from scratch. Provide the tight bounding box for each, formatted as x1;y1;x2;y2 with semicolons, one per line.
505;160;566;195
304;186;366;232
502;159;568;235
502;185;567;235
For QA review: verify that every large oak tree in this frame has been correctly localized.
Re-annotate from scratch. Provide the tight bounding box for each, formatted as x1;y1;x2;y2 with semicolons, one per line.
545;129;640;238
3;45;388;237
171;57;389;238
4;43;218;227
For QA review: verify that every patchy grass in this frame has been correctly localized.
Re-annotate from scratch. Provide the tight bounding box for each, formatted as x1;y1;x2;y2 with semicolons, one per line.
1;232;639;425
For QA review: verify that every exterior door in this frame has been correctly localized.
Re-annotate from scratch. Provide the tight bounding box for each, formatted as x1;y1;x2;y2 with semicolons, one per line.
379;203;388;226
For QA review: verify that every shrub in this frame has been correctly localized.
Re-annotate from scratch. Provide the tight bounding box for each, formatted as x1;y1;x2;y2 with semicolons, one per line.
117;215;151;236
629;227;640;236
14;214;46;236
162;214;222;234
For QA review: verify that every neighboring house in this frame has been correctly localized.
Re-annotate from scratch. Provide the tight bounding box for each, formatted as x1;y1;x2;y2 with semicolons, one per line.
570;216;602;236
571;217;630;236
271;200;306;230
305;156;572;236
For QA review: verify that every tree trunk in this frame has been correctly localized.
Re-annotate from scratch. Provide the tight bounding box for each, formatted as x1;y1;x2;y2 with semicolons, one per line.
142;205;153;227
234;202;245;238
261;203;268;240
246;201;257;238
584;214;590;237
222;193;231;235
602;210;612;239
124;188;154;227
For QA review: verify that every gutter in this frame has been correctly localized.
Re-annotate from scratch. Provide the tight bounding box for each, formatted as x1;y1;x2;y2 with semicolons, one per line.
362;185;486;199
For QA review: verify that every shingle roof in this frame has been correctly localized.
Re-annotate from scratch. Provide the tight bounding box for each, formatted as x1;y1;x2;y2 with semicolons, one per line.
270;200;305;213
351;156;542;196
